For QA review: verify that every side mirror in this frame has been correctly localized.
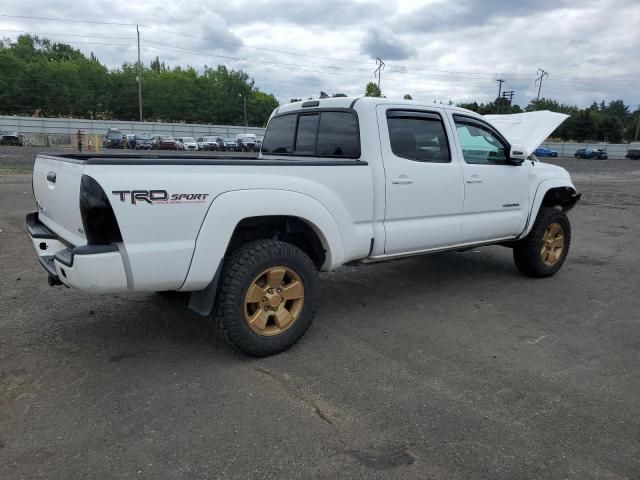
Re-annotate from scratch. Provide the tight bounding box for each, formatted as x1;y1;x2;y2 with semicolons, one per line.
509;144;528;164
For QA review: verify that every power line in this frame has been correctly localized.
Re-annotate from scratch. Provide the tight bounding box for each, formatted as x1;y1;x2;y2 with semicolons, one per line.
0;13;135;26
1;19;636;85
140;26;374;66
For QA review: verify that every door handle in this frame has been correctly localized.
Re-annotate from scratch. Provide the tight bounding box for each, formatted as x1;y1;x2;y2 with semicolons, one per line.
47;172;56;183
392;176;414;185
465;175;482;183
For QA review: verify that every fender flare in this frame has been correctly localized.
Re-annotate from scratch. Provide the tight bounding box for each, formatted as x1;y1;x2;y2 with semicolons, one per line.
180;189;344;292
519;179;579;238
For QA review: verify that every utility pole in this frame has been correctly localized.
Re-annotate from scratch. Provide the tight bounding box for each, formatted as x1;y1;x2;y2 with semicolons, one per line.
501;90;514;113
535;68;548;101
374;57;385;91
496;79;505;113
136;25;143;122
239;94;247;126
502;90;514;102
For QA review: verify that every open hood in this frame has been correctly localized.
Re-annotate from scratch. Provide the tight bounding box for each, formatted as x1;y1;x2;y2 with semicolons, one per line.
484;110;568;155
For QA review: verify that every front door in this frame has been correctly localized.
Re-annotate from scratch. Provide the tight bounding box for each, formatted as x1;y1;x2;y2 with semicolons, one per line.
450;114;531;243
379;106;465;255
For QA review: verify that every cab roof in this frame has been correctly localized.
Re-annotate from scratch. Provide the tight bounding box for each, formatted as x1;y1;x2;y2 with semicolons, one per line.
275;96;479;117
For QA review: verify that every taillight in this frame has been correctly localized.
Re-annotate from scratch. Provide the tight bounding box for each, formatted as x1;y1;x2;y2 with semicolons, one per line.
79;175;123;245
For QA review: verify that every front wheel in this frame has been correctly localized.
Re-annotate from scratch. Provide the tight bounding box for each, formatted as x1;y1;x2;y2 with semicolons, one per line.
213;240;318;356
513;207;571;277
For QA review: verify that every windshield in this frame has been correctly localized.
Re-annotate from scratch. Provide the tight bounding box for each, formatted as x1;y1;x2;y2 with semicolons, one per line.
137;135;151;140
107;130;122;139
184;137;195;142
225;138;235;142
204;136;216;141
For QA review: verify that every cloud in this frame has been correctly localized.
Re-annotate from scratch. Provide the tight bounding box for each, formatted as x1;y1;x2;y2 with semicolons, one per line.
0;0;638;108
361;26;416;60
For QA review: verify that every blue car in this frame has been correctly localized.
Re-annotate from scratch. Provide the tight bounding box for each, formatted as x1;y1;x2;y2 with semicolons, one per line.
534;147;558;157
574;148;608;160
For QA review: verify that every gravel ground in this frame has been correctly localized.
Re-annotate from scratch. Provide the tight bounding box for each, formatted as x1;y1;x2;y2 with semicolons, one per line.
0;153;639;479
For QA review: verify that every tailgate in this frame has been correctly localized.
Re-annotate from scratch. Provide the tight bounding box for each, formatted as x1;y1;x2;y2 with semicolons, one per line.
33;155;86;246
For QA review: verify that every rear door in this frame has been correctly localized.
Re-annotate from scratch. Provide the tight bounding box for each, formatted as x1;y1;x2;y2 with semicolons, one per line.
32;155;86;245
378;106;464;254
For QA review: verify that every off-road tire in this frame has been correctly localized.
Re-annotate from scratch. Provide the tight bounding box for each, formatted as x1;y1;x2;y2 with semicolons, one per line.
513;207;571;278
213;240;317;356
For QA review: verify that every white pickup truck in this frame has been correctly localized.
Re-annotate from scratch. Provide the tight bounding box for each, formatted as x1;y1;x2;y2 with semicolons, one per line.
27;97;580;356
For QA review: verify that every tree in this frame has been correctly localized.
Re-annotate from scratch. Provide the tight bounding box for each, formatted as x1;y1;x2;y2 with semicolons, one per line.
364;82;382;97
0;35;278;125
403;94;412;100
573;110;597;142
597;115;624;143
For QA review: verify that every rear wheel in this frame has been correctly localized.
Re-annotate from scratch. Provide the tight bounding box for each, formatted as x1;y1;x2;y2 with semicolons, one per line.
213;240;317;356
513;207;571;277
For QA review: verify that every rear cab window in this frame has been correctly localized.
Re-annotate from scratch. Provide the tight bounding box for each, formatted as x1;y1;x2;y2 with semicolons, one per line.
262;109;360;158
386;110;451;163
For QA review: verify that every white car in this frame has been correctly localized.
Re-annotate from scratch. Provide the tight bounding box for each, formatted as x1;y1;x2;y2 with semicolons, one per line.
176;137;198;151
27;97;580;356
197;136;220;151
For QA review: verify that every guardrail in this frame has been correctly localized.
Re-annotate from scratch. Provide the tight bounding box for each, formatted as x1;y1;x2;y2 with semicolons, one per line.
540;142;636;159
0;115;265;147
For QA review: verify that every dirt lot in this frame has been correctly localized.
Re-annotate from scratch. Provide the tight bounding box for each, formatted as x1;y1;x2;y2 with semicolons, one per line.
1;153;639;479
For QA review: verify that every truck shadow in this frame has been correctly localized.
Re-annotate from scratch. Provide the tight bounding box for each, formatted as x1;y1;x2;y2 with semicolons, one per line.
50;247;521;359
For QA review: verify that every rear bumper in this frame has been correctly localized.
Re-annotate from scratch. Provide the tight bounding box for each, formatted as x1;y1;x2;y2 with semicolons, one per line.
27;212;129;293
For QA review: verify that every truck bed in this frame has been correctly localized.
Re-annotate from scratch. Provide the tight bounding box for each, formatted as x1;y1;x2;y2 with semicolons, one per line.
40;152;365;166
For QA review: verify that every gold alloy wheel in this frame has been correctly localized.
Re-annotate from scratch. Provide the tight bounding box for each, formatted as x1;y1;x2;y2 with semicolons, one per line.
541;222;565;266
244;266;305;336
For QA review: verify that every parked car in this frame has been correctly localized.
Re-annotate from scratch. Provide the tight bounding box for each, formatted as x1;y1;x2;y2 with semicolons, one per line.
235;134;258;152
220;138;239;151
134;134;153;150
625;143;640;160
574;148;608;159
150;135;162;150
176;136;198;151
124;134;136;149
104;128;125;149
534;147;558;157
197;136;220;151
27;98;579;356
0;131;25;146
157;136;178;150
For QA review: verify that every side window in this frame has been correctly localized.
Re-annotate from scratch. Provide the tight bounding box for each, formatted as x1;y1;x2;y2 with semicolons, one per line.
317;112;360;157
453;117;508;165
295;114;319;154
387;112;450;163
261;114;296;154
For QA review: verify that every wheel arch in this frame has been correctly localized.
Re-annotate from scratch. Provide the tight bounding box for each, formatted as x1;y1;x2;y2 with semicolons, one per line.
181;189;344;294
520;180;580;238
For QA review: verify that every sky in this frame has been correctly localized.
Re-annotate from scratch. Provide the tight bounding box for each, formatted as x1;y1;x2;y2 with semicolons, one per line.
1;0;638;108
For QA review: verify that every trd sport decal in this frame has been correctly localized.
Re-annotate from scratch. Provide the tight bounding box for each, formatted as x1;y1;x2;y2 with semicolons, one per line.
112;190;209;205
